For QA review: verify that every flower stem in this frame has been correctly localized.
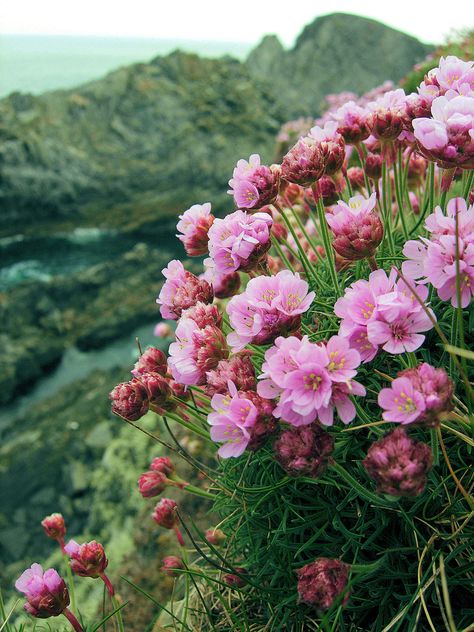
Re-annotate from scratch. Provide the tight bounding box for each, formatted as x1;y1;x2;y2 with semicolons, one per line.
314;192;340;295
367;256;378;271
182;483;216;500
63;553;77;614
63;608;84;632
174;525;186;547
101;573;115;597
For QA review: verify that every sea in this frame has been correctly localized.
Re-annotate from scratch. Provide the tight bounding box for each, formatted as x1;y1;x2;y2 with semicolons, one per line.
0;34;252;97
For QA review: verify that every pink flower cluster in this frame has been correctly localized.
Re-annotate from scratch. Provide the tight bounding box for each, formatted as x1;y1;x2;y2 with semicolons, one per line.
402;197;474;307
334;269;435;360
257;334;365;427
228;154;280;209
207;209;273;274
207;381;275;457
378;362;453;425
226;270;315;351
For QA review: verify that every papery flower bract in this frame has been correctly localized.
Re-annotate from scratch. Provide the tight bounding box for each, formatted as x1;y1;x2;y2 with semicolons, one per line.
205;353;256;396
168;318;228;386
64;540;108;578
281;137;326;186
226;270;314;351
297;558;350;610
273;423;334;477
326;193;383;260
157;260;213;320
150;456;175;475
207;210;272;274
331;100;370;143
228;154;280;209
41;514;66;549
201;257;241;299
240;389;277;451
152;498;179;529
367;89;407;141
16;564;69;619
176;202;214;256
138;470;168;498
363;427;433;496
207;381;257;457
180;301;222;329
309;121;346;175
109;378;149;421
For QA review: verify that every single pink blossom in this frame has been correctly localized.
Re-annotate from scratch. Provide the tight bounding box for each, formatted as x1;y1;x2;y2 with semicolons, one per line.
15;564;70;620
176;202;215;256
378;377;426;423
297;558;350;610
228;154;280;209
157;260;213;320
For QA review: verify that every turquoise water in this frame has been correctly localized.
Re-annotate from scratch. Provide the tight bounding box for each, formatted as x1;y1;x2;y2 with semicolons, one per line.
0;34;252;97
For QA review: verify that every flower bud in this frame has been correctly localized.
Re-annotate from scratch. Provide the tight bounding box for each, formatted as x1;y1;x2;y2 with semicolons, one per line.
16;564;70;619
297;558;350;610
41;513;66;547
157;260;213;320
271;221;289;242
240;390;277;452
224;568;247;588
315;175;340;206
138;470;168;498
138;372;173;412
273;423;334;477
181;302;222;329
177;203;214;256
64;540;108;578
160;555;184;576
205;528;226;545
152;498;179;529
229;157;281;210
365;153;383;179
154;322;173;338
132;347;168;377
150;456;174;475
346;167;365;191
363;427;433;496
109;379;149;421
398;363;454;426
281;137;325;186
205;353;256;396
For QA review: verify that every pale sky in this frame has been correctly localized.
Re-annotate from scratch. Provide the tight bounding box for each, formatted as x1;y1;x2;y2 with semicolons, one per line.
0;0;473;45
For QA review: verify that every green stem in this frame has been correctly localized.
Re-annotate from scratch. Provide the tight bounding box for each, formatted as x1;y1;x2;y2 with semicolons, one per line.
164;411;212;441
111;596;125;632
182;484;216;500
394;148;409;240
63;553;77;614
314;193;340;295
381;162;395;255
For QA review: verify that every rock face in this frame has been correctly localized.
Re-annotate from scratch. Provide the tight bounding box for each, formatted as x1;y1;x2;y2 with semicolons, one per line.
0;13;431;232
246;12;432;117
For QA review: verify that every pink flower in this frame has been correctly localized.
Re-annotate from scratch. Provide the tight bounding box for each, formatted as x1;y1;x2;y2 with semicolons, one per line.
297;558;350;610
380;363;454;426
224;568;247;588
201;258;241;299
334;269;434;359
402;197;474;307
132;346;168;377
205;528;226;545
378;377;427;423
176;202;215;256
207;381;258;457
109;378;149;421
180;301;222;329
207;210;272;274
257;335;364;427
363;427;433;496
205;353;256;396
150;456;174;475
168;318;228;386
41;514;66;549
326;193;383;260
226;271;314;351
331;100;370;143
138;470;168;497
228;154;280;209
157;260;213;320
273;423;334;477
281;137;326;186
413;95;474;169
16;564;69;619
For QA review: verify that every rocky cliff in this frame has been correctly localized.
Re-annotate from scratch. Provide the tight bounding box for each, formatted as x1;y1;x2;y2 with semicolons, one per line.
246;12;432;117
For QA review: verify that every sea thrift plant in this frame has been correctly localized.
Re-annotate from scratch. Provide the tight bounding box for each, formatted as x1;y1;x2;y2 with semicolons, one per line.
64;540;114;596
41;513;66;551
104;50;474;631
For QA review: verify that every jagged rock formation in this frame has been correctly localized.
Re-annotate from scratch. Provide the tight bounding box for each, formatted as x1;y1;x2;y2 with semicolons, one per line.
246;12;432;117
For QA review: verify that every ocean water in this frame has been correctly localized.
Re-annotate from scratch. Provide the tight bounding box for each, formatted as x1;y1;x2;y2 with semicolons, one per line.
0;34;252;97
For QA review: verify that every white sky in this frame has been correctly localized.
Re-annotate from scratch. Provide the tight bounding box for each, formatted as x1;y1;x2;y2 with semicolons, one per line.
0;0;473;45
